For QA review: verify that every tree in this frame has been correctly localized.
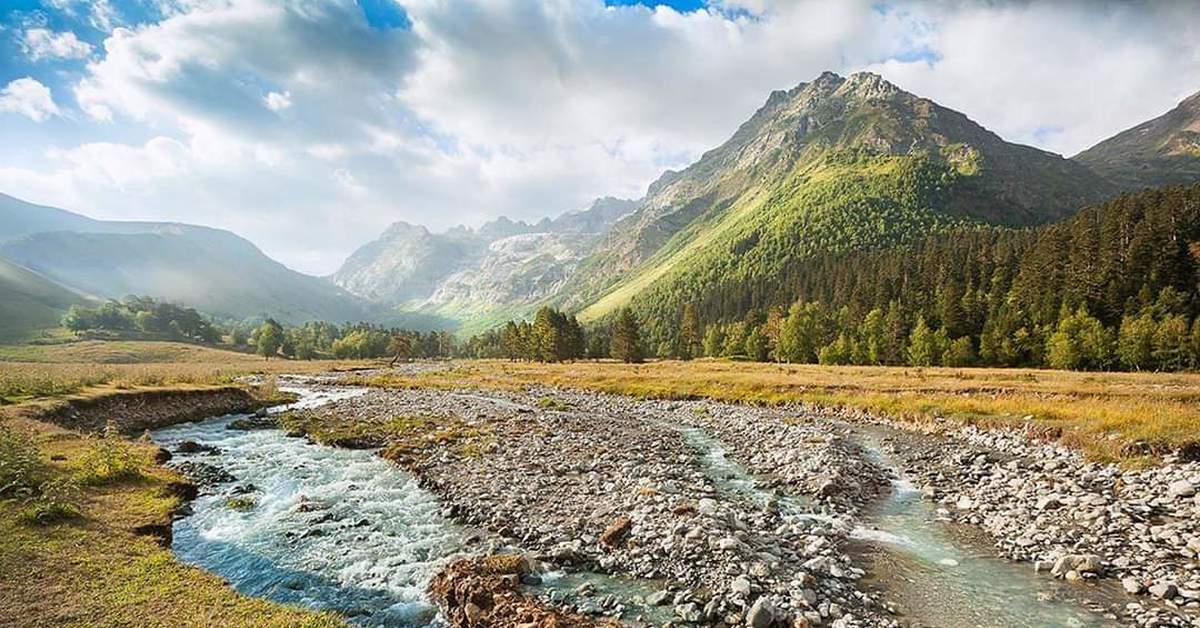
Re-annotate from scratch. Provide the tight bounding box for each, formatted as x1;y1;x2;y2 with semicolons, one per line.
818;333;855;365
1152;315;1190;371
679;304;703;360
702;326;725;358
907;316;945;367
1117;313;1156;370
858;308;887;365
1046;307;1113;370
944;337;976;367
744;327;770;362
256;319;284;360
610;308;644;363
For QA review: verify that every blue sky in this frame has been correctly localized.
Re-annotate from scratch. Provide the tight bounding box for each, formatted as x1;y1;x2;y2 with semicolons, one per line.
1;0;1198;274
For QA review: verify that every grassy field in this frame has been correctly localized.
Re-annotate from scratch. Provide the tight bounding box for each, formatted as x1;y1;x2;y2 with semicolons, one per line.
356;359;1200;463
0;340;377;405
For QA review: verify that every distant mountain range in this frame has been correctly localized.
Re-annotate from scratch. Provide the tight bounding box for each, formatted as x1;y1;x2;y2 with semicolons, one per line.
0;194;369;334
329;197;636;332
1;71;1197;340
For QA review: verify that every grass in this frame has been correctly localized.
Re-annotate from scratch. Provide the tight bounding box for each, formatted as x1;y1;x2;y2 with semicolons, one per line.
361;359;1200;463
0;415;343;626
279;410;497;463
0;340;376;404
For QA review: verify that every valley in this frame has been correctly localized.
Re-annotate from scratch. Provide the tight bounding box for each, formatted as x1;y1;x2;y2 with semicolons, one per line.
1;57;1199;628
6;358;1200;627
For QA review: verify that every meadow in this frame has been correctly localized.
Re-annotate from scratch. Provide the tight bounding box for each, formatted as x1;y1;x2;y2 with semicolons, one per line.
357;359;1200;463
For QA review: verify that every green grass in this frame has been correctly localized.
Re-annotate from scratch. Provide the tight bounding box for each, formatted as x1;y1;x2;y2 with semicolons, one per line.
0;414;344;626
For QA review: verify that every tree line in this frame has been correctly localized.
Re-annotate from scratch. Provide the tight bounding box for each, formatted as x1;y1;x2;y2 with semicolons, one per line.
475;184;1200;372
461;306;645;363
62;296;458;361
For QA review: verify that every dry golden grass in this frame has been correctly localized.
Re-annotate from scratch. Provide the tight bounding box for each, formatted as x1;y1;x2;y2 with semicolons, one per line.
0;340;379;404
362;359;1200;463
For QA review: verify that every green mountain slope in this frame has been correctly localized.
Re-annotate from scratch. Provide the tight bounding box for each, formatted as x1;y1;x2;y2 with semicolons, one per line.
1074;88;1200;190
563;71;1117;322
0;256;89;342
0;195;371;324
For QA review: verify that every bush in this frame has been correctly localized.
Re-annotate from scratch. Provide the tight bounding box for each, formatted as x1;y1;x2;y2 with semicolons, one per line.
75;424;143;485
0;426;43;499
21;477;81;525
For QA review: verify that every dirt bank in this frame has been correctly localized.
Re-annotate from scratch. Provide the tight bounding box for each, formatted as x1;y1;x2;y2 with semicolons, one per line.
24;386;260;434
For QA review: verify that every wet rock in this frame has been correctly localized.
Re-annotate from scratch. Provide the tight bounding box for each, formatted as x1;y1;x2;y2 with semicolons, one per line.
646;590;671;606
175;440;220;455
169;461;235;487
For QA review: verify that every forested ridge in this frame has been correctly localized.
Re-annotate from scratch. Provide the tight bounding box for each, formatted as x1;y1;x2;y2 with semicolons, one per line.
470;184;1200;371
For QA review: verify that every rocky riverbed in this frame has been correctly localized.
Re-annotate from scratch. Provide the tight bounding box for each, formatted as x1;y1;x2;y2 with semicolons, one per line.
159;371;1200;627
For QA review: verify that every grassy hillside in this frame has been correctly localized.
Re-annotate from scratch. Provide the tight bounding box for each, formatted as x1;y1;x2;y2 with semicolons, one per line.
0;257;89;342
564;72;1113;323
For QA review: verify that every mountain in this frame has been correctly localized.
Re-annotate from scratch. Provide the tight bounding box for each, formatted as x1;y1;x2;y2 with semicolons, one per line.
0;194;369;324
331;197;635;330
1074;89;1200;190
555;71;1117;322
0;256;90;342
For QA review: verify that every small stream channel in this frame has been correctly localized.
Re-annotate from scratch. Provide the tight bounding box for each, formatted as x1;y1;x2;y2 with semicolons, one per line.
679;420;1121;627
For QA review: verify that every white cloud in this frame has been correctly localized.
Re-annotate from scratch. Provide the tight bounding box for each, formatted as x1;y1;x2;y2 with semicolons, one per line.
1;0;1198;275
0;78;61;122
263;90;292;111
21;28;94;61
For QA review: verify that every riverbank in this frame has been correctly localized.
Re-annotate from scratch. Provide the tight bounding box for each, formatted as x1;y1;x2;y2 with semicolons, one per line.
0;396;343;626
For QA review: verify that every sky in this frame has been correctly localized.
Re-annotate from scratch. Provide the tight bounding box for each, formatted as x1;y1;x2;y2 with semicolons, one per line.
1;0;1198;275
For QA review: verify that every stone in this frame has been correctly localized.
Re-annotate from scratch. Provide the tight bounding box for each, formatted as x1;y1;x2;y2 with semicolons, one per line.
646;590;671;606
1168;480;1196;499
675;602;702;622
747;596;776;628
731;576;753;596
1148;582;1178;600
1122;577;1144;595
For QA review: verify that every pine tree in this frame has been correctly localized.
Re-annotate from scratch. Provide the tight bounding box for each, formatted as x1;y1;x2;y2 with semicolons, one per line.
610;308;644;363
679;304;702;360
702;326;725;357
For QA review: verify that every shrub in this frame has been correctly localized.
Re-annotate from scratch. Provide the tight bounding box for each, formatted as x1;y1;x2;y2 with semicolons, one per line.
0;426;43;499
75;424;143;485
21;477;81;525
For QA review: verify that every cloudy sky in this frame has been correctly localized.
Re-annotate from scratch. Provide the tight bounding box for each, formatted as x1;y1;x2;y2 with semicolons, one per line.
1;0;1198;275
